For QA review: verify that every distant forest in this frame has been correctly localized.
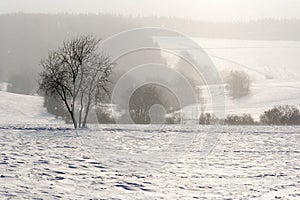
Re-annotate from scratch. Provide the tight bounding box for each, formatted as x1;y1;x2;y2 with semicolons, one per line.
1;13;300;94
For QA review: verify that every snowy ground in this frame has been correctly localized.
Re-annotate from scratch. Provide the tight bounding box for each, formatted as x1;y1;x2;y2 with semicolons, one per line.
0;125;299;199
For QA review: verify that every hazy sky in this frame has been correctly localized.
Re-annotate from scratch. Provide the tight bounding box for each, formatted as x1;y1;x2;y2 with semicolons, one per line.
1;0;300;21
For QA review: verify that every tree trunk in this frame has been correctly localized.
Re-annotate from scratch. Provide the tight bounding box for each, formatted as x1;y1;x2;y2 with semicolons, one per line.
63;98;78;129
78;92;84;128
82;95;92;128
71;113;78;129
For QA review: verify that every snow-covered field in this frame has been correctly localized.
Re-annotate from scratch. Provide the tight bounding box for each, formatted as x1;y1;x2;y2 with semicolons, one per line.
0;125;299;199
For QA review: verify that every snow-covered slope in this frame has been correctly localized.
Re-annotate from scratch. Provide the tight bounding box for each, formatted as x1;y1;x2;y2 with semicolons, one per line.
0;91;63;125
156;37;300;120
185;80;300;120
198;38;300;81
200;38;300;119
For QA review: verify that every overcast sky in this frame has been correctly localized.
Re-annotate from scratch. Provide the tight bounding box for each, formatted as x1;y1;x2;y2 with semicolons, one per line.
1;0;300;21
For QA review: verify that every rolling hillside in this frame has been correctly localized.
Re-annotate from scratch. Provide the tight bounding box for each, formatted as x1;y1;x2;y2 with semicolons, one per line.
156;37;300;120
0;91;62;125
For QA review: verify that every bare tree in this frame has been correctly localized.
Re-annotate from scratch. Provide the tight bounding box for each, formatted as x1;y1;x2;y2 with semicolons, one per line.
39;36;113;128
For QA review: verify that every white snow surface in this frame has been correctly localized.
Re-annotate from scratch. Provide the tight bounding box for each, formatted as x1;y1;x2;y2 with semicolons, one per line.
0;91;63;125
0;125;299;199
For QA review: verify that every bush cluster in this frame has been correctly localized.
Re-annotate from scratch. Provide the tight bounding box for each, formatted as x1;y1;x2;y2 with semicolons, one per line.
224;114;255;125
260;105;300;125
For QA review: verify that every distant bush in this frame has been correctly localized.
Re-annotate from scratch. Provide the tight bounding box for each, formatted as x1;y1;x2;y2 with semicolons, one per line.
199;112;220;125
225;114;255;125
96;106;116;124
199;112;211;125
225;70;251;98
165;112;182;124
260;105;300;125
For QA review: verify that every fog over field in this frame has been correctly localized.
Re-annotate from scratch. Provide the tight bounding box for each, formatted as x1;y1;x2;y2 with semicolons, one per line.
0;1;300;199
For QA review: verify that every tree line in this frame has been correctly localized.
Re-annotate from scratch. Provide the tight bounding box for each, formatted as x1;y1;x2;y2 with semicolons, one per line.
196;105;300;126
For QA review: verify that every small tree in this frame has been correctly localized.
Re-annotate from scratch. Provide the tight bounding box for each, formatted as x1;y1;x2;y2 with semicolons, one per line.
225;70;251;98
39;36;113;128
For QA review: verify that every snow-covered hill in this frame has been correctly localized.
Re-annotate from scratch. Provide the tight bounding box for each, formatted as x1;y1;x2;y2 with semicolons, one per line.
155;37;300;120
0;91;63;125
201;38;300;119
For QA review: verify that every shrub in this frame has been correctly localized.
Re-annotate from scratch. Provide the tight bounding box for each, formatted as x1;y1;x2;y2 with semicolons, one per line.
165;112;182;124
260;105;300;125
96;109;115;124
225;70;251;98
198;112;212;125
225;114;255;125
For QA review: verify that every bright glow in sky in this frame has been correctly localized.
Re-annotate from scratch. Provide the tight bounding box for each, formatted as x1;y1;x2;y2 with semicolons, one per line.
1;0;300;21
